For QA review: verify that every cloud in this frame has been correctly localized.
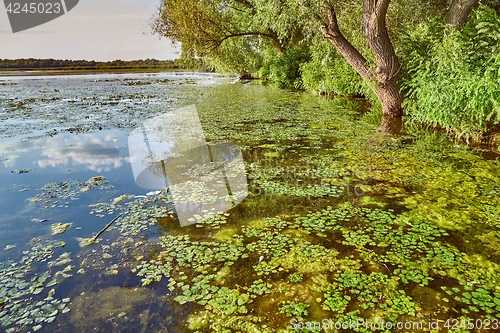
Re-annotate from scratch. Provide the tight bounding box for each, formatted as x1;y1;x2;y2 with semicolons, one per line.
0;134;128;173
39;143;125;172
1;154;20;168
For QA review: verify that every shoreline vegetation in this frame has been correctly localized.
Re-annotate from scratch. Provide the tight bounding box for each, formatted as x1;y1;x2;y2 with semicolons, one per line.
0;58;183;76
152;0;500;142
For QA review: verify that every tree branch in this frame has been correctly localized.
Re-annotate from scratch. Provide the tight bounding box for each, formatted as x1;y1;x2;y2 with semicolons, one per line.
321;6;372;81
363;0;400;87
446;0;479;29
231;0;256;14
208;31;283;52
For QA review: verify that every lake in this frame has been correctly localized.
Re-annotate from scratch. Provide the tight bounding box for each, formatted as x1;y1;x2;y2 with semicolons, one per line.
1;72;500;332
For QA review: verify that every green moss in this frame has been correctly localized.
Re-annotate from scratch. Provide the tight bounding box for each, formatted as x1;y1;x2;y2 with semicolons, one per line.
69;286;151;330
51;223;72;235
49;83;500;332
212;227;239;242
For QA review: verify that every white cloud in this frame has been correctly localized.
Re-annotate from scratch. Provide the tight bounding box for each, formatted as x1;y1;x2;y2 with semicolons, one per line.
0;134;127;172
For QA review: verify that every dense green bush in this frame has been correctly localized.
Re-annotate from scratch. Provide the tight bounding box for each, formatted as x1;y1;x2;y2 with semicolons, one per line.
204;36;267;76
300;42;368;97
258;46;311;89
402;6;500;141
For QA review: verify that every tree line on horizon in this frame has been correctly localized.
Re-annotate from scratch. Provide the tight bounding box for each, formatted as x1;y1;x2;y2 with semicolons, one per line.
0;58;180;70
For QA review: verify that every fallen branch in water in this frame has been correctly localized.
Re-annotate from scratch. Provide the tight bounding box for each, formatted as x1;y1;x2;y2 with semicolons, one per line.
92;213;123;241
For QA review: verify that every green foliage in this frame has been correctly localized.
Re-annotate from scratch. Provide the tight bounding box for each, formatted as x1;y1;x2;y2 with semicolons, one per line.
203;36;267;75
208;287;249;315
325;272;417;318
442;285;500;318
245;279;272;296
300;42;368;96
0;241;70;332
278;301;309;320
258;46;311;88
403;6;500;141
288;273;303;283
152;0;303;75
173;274;219;306
133;253;173;286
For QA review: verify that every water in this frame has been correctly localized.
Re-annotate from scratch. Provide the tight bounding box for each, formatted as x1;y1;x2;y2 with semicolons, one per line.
2;72;500;333
0;72;234;333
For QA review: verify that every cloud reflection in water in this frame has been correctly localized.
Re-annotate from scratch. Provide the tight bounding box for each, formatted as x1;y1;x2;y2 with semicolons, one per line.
0;131;128;173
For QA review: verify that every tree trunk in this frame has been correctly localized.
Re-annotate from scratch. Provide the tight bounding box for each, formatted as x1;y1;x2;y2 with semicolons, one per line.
363;0;403;117
377;114;403;134
446;0;479;29
321;1;404;118
321;8;372;81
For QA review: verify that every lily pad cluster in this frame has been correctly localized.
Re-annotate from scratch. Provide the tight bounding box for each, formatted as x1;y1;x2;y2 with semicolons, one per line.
131;203;500;332
113;190;174;237
0;240;70;332
442;284;500;315
88;189;174;238
247;163;355;198
29;176;113;209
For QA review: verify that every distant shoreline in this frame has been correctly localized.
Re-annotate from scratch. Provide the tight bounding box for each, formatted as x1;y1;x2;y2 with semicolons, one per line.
0;68;186;77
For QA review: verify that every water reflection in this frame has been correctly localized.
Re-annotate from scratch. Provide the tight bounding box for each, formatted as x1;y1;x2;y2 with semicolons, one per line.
129;105;248;227
0;131;128;173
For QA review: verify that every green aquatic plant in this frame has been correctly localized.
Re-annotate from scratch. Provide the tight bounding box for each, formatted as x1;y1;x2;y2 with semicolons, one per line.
51;222;72;235
325;272;417;318
130;203;500;330
293;206;351;234
30;176;113;209
15;80;496;331
173;274;219;306
88;189;174;238
246;231;294;257
195;212;229;228
133;252;173;286
0;240;70;332
252;261;281;276
289;274;303;283
442;285;500;318
245;279;272;297
279;301;309;321
207;287;249;315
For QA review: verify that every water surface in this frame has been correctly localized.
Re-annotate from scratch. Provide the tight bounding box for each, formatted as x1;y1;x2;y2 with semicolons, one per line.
1;72;500;333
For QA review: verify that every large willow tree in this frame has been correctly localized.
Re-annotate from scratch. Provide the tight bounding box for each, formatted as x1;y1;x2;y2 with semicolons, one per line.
151;0;303;74
153;0;479;120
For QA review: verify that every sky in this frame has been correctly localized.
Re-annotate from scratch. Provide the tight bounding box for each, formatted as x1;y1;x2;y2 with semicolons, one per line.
0;0;180;61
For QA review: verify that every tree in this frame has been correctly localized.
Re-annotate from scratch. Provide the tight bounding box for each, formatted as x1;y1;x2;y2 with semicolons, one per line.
151;0;294;75
446;0;479;28
153;0;486;126
319;1;403;117
306;0;482;118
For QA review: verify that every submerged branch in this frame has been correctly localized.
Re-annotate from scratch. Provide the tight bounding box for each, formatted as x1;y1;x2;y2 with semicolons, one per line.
92;213;123;242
